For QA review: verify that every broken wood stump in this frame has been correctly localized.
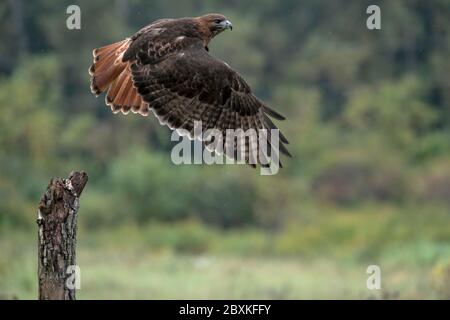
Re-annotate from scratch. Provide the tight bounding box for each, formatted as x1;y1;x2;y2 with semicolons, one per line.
37;171;88;300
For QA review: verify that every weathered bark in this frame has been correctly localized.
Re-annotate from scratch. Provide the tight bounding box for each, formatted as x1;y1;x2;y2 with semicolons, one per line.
37;171;88;300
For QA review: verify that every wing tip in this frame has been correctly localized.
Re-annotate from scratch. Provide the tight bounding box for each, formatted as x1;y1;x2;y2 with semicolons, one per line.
262;105;286;121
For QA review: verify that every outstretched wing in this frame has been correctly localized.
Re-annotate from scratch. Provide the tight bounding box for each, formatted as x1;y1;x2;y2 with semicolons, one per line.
89;18;184;116
130;41;290;167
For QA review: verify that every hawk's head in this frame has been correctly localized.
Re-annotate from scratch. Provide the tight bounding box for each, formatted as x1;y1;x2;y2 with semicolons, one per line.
197;13;233;37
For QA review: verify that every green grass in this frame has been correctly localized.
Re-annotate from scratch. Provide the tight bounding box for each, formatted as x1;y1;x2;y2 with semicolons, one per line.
1;208;449;299
0;242;442;300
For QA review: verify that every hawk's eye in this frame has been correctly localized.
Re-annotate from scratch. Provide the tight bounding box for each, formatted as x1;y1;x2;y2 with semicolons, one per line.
214;19;222;24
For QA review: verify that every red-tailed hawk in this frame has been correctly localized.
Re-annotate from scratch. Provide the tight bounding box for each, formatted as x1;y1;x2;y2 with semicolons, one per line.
89;13;290;168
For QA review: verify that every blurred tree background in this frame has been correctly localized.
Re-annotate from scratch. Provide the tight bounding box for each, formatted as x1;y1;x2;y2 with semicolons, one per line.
0;0;450;299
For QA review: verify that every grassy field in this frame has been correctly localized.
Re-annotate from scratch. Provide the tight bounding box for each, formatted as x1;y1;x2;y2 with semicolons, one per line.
1;213;449;300
0;243;443;300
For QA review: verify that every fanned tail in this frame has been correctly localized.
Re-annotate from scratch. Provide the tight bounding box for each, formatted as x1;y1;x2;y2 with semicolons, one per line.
89;39;149;116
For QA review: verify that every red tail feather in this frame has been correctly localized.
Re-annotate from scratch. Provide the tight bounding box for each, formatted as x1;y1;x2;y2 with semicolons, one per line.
89;39;148;116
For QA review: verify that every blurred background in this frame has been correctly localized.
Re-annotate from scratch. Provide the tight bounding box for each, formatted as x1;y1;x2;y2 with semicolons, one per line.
0;0;449;299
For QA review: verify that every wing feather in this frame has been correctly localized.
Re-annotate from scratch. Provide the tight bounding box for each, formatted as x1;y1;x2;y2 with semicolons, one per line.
130;44;290;168
91;21;290;168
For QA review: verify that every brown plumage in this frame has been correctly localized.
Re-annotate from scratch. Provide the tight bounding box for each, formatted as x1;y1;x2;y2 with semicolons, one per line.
89;13;290;168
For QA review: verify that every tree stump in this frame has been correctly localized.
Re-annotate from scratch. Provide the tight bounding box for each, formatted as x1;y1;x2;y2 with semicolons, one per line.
37;171;88;300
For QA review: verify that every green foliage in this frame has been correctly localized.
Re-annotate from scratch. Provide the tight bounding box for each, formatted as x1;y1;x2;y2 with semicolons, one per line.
344;76;438;151
310;150;410;204
107;148;198;222
0;0;450;299
0;56;61;162
0;0;449;224
2;213;450;299
430;260;450;299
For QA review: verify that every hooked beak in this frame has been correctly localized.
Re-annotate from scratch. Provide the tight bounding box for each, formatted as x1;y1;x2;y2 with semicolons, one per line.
221;20;233;31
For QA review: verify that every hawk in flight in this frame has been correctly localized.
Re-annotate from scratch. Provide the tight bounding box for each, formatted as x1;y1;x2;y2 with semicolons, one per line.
89;14;290;168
